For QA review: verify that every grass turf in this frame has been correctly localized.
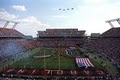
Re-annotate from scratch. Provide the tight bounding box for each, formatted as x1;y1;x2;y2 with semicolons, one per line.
9;48;76;70
9;48;118;76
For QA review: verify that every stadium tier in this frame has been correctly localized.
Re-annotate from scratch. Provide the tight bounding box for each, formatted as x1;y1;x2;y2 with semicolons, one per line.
100;27;120;37
0;28;120;80
0;28;24;38
37;29;85;37
37;29;86;47
84;27;120;67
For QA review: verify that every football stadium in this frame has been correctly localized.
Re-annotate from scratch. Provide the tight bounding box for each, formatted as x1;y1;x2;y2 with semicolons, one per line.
0;18;120;80
0;0;120;80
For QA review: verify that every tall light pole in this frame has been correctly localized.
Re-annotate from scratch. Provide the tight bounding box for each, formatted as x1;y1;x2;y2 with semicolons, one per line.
106;18;120;28
0;19;19;29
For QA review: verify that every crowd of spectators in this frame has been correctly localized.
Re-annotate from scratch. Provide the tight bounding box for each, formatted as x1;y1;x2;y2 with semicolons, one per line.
1;27;120;67
36;29;86;48
100;27;120;38
0;76;119;80
38;29;85;37
35;38;84;47
84;28;120;68
0;28;27;68
0;28;24;38
0;39;29;61
0;27;120;79
0;28;33;71
0;28;81;72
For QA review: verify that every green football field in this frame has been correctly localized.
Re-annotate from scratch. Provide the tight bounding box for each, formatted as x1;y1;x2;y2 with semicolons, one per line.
9;48;76;70
9;47;118;76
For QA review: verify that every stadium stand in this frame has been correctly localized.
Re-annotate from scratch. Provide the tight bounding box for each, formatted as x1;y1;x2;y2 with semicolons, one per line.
0;27;120;79
37;29;86;47
38;29;85;37
84;27;120;72
0;28;24;38
0;28;33;72
100;27;120;37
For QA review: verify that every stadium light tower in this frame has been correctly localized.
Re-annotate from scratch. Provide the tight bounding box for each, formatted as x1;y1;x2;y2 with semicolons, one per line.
3;21;9;28
105;18;120;28
0;19;20;29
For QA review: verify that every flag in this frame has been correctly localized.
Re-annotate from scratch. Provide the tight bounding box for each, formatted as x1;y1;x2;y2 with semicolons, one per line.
75;58;94;68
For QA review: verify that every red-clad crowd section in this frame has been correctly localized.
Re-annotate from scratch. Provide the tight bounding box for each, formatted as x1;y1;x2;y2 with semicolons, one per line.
2;68;106;76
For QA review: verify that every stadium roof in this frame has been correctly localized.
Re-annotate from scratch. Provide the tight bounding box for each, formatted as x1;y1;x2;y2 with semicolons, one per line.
100;27;120;38
0;28;25;38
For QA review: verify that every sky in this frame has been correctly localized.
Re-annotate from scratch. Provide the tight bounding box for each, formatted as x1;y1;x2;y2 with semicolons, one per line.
0;0;120;37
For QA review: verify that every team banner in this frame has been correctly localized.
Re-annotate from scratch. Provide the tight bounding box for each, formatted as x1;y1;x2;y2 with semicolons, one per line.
75;58;94;68
2;68;106;76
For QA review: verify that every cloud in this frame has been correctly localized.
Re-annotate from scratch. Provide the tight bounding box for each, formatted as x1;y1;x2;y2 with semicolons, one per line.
67;1;120;35
0;9;16;20
0;9;50;37
78;1;120;20
18;16;50;27
16;16;50;37
11;5;26;11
